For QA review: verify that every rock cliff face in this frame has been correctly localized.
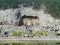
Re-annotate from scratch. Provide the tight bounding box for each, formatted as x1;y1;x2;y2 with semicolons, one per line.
0;6;55;26
0;5;60;32
20;7;55;26
0;9;17;25
0;6;60;37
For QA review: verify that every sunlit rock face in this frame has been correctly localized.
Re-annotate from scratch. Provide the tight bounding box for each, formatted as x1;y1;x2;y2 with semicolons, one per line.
20;6;55;26
0;9;15;25
0;6;55;26
0;9;21;26
0;5;59;34
55;19;60;25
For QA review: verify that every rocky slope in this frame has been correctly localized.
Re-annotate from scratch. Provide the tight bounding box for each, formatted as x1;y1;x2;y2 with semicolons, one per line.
0;6;60;31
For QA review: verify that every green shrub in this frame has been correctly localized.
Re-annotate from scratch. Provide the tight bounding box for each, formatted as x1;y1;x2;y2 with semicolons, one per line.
33;31;43;36
12;32;23;36
25;32;33;35
33;31;50;36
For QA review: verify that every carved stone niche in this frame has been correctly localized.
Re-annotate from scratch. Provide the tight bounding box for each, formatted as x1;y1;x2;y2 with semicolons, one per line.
19;15;39;26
